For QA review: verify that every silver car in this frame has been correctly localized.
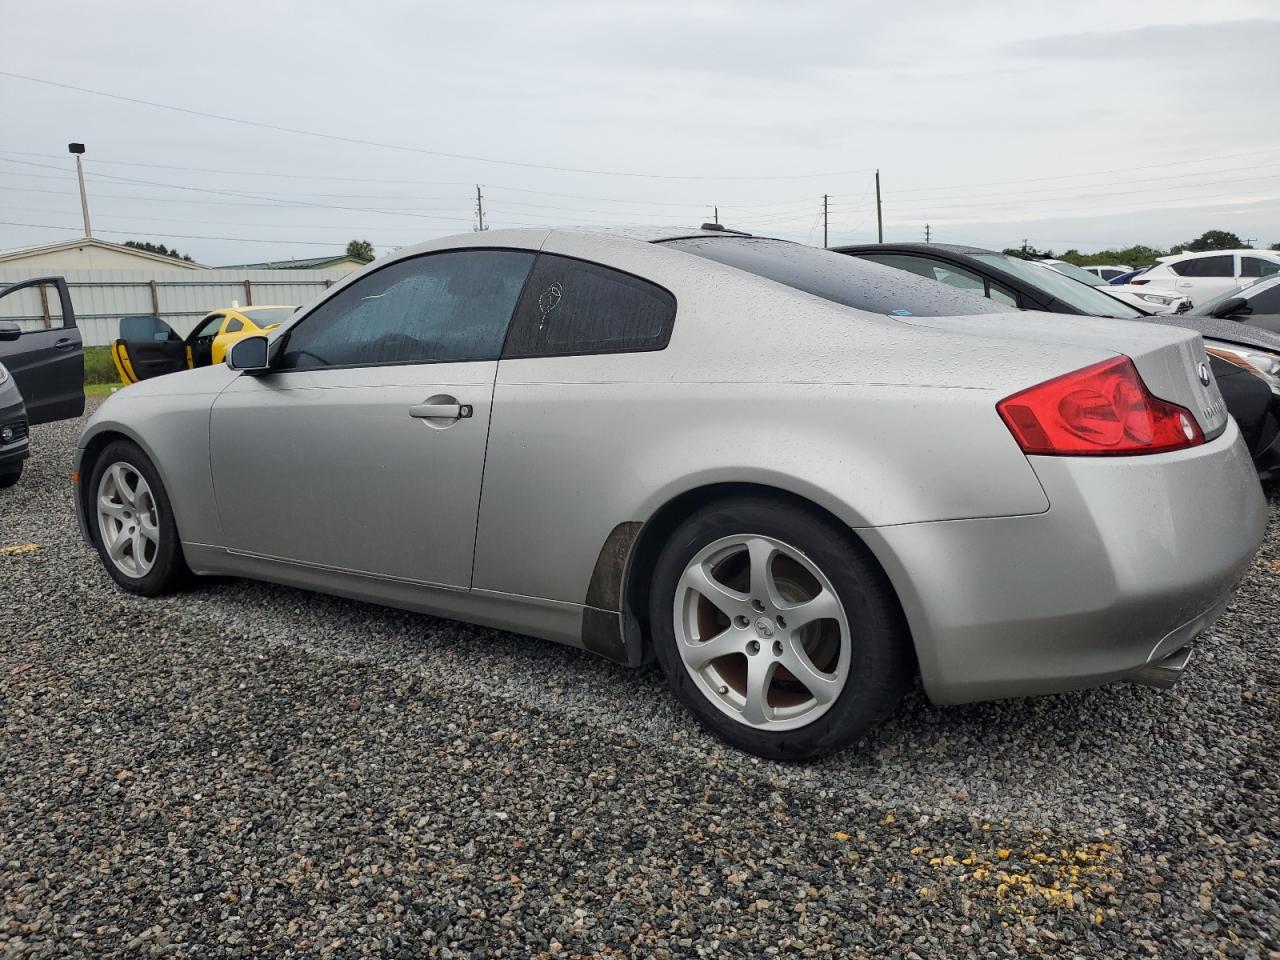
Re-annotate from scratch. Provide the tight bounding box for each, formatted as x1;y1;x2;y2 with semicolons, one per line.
74;227;1268;759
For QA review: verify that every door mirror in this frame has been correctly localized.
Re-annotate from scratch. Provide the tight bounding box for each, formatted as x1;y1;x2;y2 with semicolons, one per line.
1209;296;1249;319
0;321;19;342
227;335;271;373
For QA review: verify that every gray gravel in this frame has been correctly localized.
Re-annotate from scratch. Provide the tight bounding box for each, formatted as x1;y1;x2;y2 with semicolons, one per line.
1;402;1277;958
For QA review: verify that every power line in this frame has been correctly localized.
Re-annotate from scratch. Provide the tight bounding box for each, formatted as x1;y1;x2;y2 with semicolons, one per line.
0;219;394;247
0;71;874;182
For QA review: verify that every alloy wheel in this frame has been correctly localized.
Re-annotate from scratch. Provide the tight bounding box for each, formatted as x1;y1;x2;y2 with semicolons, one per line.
674;534;852;731
96;462;160;578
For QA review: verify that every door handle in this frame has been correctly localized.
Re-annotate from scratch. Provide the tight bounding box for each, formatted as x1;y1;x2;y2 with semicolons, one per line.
54;337;76;351
409;400;473;420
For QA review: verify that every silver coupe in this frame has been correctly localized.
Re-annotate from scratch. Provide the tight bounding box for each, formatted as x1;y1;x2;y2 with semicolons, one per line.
75;227;1268;758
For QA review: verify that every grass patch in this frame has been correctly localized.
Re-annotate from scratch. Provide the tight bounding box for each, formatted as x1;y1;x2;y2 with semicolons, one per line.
83;346;119;385
84;383;121;398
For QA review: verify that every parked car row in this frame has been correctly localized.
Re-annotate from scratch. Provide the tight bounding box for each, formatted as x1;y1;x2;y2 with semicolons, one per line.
72;226;1268;759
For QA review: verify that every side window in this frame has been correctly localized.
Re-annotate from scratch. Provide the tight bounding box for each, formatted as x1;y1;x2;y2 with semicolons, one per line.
932;264;987;295
988;282;1019;307
503;254;676;358
1248;284;1280;313
1241;256;1280;278
223;317;244;334
1172;256;1233;278
858;252;946;282
279;249;535;370
193;314;224;339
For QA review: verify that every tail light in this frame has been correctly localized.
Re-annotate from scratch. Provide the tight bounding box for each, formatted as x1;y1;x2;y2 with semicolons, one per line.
1130;278;1149;285
998;356;1204;456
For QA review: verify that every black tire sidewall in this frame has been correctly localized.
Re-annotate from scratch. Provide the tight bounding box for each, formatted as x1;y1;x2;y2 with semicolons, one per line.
88;440;186;596
649;496;911;760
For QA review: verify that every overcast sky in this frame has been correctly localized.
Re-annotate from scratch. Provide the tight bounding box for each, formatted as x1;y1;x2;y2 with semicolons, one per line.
2;0;1278;265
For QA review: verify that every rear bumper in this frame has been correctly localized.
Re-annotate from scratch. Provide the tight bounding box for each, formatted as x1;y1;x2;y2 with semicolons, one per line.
861;418;1267;704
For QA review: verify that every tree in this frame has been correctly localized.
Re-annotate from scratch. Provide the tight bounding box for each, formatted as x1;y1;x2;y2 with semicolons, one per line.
346;239;375;261
1170;230;1248;254
124;240;194;262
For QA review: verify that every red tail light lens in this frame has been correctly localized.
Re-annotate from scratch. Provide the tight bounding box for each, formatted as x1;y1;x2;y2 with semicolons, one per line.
1130;278;1149;285
998;356;1204;456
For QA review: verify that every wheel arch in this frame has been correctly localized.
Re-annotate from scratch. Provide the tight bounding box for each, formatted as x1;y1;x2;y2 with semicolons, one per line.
618;481;918;673
77;425;173;544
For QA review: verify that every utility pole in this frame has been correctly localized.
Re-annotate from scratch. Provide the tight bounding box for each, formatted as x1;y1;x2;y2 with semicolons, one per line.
714;205;719;226
822;194;828;248
875;169;883;243
924;224;931;244
68;142;91;238
475;185;487;232
1021;238;1030;255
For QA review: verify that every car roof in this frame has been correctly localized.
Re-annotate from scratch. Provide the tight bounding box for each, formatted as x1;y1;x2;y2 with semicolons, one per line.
1161;248;1279;261
833;241;999;257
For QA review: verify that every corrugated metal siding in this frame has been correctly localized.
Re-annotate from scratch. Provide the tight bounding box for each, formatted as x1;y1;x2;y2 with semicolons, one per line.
0;267;353;344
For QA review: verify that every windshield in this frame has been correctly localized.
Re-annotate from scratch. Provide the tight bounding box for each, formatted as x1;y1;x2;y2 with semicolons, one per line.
662;237;1005;317
242;307;295;327
1190;276;1280;316
972;254;1146;319
1046;260;1107;286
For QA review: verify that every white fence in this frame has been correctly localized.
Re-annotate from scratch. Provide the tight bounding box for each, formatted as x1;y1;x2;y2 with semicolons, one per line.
0;267;355;345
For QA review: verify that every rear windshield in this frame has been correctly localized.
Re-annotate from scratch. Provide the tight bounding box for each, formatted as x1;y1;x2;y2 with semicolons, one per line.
242;307;295;327
661;237;1005;317
971;254;1146;319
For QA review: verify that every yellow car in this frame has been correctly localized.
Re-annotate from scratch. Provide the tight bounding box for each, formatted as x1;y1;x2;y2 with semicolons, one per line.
111;306;295;384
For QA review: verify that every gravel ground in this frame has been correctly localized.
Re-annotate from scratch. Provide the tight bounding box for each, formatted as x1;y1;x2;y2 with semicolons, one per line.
1;403;1277;958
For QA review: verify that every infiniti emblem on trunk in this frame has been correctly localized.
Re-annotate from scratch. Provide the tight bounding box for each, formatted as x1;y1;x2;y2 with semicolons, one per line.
1197;361;1211;386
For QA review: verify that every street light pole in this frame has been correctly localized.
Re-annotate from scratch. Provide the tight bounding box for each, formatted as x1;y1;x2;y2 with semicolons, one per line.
68;143;92;238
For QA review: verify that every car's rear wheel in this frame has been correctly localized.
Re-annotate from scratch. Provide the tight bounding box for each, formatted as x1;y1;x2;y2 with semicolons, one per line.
89;440;188;595
649;496;912;760
0;461;22;489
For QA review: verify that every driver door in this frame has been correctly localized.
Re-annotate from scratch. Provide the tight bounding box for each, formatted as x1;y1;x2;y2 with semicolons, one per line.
208;248;535;589
111;314;190;383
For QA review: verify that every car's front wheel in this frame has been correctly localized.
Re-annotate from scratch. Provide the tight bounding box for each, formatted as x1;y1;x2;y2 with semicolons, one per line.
89;440;189;596
0;461;22;489
649;496;912;760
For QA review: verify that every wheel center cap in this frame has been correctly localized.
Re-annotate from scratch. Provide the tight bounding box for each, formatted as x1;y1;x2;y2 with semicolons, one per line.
754;616;775;639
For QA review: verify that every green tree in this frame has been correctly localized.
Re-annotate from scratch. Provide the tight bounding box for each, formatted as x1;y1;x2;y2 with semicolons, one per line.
1170;230;1248;254
346;239;375;261
124;240;194;262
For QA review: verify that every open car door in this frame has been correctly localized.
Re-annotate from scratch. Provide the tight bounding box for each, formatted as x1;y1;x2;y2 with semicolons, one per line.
111;315;190;384
0;276;85;424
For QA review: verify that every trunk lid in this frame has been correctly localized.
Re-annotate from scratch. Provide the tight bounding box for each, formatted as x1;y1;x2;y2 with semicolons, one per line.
898;312;1230;439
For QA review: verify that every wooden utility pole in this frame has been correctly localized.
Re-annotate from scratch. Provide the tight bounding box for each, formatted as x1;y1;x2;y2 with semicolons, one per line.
924;224;930;243
69;143;91;238
875;169;883;243
475;185;487;231
822;194;828;248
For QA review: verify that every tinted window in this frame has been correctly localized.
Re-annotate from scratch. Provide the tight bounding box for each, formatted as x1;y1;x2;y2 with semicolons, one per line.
1241;256;1280;278
503;254;676;358
224;317;244;334
279;249;534;370
242;307;295;326
665;238;1004;317
1251;283;1280;313
1171;255;1233;278
192;314;224;339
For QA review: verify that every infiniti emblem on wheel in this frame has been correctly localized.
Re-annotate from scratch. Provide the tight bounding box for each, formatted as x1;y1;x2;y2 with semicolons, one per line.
1197;361;1211;386
754;616;775;638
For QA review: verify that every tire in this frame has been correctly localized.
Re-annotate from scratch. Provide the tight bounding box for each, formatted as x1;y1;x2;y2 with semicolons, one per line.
88;440;189;596
0;461;21;489
649;495;912;760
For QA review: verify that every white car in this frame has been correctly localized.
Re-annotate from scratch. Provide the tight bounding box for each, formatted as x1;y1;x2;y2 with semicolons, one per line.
1129;249;1280;307
1082;265;1132;282
1037;259;1190;315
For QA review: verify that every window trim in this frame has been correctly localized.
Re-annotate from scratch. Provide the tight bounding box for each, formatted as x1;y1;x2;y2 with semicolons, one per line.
272;246;538;374
499;251;678;361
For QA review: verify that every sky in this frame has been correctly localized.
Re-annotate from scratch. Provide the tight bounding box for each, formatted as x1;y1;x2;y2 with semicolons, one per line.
1;0;1278;265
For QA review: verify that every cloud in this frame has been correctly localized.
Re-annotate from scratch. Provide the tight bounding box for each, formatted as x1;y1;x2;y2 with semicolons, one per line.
1007;17;1280;60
